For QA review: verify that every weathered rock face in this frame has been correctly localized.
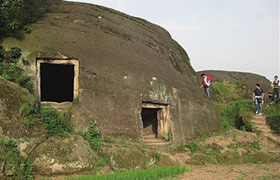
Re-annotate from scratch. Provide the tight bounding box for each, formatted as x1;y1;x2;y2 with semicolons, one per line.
28;135;97;175
196;70;271;94
1;1;221;144
103;146;177;171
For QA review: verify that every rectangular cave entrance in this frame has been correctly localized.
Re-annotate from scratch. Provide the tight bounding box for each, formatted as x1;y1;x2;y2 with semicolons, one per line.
141;103;170;142
142;108;159;138
37;59;79;103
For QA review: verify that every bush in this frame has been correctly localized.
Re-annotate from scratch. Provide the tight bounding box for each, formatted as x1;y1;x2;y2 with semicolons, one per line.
9;47;22;62
0;0;47;39
16;75;34;93
185;142;199;153
20;97;41;128
0;138;34;179
81;120;103;154
40;106;73;136
264;105;280;134
0;47;34;93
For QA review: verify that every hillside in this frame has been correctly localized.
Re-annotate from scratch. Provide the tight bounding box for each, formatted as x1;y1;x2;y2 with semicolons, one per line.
196;70;271;94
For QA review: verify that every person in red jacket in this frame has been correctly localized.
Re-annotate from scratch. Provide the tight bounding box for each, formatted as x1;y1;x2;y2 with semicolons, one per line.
200;73;213;97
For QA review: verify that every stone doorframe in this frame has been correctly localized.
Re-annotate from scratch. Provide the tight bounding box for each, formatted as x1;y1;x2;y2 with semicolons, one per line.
142;103;171;140
36;58;79;103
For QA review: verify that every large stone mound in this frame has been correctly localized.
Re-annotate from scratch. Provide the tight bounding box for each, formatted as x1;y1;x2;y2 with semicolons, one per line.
1;0;220;144
197;70;271;93
28;135;98;176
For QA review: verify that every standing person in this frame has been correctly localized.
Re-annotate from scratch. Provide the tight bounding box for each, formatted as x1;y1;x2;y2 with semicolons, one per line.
271;75;279;101
253;84;264;115
200;73;213;97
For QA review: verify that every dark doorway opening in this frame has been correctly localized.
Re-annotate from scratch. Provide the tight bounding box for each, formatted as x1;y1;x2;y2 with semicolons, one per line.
141;108;159;138
40;63;74;102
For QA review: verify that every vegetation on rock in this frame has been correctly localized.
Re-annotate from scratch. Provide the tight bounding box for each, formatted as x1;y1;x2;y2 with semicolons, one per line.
0;138;34;179
264;100;280;134
0;0;47;39
0;46;33;93
40;106;73;136
79;120;102;154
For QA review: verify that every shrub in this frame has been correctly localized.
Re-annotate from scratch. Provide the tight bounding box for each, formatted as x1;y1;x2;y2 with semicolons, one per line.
263;103;280;134
1;63;21;81
20;98;41;128
0;0;47;39
40;106;73;136
81;120;103;154
16;75;34;93
185;142;199;153
0;47;34;93
0;138;34;179
9;47;22;62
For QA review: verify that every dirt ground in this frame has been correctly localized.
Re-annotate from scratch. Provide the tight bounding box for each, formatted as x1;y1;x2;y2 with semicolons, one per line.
178;163;280;180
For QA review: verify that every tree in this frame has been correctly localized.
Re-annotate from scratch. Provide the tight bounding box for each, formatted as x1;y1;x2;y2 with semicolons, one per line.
0;0;47;39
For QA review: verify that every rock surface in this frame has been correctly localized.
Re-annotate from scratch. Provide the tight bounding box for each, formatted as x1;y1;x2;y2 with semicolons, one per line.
103;146;177;171
1;0;221;144
28;135;98;175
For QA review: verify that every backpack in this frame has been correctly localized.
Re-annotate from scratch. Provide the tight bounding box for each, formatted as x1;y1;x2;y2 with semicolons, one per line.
206;75;213;87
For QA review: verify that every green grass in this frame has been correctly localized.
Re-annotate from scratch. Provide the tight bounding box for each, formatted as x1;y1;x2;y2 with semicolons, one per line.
212;82;254;132
264;103;280;134
64;166;187;180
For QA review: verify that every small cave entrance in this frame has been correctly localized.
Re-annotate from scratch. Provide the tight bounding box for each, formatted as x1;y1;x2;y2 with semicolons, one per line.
37;58;79;103
40;63;74;102
141;108;159;138
141;103;171;143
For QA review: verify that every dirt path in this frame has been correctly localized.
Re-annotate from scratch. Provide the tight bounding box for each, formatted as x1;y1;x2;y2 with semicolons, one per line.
175;115;280;180
250;115;280;143
178;163;280;180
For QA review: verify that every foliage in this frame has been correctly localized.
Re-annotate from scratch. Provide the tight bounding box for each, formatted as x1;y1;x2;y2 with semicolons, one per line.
64;166;187;180
0;46;33;93
211;82;249;103
40;106;73;136
154;152;161;161
0;138;34;179
80;120;103;154
212;82;254;132
185;142;199;153
0;0;47;39
264;103;280;134
20;97;41;128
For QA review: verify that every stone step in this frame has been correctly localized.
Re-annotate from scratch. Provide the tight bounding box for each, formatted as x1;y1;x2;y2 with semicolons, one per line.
146;142;170;146
143;138;164;143
143;134;157;139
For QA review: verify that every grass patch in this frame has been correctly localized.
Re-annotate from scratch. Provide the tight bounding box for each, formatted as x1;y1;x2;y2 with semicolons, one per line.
64;166;187;180
212;82;254;132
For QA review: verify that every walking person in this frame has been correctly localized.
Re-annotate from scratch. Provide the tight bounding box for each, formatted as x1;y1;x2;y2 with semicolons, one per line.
271;75;279;101
200;73;213;97
253;84;264;115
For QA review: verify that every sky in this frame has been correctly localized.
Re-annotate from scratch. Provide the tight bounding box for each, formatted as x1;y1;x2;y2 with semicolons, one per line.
65;0;279;81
